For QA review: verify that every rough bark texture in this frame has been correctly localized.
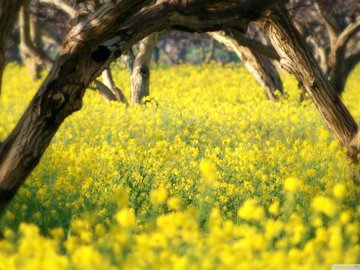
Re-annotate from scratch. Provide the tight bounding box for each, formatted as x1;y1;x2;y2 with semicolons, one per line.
0;0;25;93
264;7;359;159
130;33;158;104
211;31;283;101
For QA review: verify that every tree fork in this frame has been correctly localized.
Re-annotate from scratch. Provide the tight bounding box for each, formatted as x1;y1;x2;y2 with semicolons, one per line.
264;6;360;160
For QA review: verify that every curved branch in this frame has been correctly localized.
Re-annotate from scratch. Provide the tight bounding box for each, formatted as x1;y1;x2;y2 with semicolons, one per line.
335;16;360;52
227;29;280;60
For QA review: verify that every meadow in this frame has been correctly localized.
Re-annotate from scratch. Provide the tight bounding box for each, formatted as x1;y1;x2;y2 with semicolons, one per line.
0;63;359;269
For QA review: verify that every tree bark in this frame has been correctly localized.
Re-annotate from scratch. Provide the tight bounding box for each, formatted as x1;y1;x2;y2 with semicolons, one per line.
211;31;283;101
130;33;158;104
0;0;25;93
264;6;359;159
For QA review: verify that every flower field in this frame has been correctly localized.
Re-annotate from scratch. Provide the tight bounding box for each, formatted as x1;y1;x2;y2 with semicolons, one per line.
0;63;359;269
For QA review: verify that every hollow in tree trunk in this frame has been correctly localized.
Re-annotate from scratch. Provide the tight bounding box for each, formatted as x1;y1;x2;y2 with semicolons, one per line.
130;33;158;104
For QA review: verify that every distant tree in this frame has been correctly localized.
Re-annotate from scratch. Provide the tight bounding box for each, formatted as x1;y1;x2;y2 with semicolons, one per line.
0;0;24;93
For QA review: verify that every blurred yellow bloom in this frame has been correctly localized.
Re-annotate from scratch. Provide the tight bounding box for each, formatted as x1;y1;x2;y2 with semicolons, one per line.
200;159;217;185
150;186;168;205
167;197;181;211
284;177;300;192
115;208;136;228
311;196;336;217
268;200;280;215
333;183;346;199
238;199;264;221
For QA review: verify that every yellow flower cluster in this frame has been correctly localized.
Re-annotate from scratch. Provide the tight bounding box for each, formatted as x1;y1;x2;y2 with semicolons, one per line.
0;63;359;269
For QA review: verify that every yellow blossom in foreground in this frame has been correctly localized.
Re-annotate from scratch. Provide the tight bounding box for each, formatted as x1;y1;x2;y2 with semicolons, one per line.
115;208;136;228
150;186;168;205
311;196;336;217
268;200;280;215
167;197;181;211
200;159;217;185
284;177;300;192
238;199;264;221
333;183;346;199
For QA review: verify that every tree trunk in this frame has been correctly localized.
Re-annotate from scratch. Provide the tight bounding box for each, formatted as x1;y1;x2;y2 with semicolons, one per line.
264;6;359;159
130;33;158;104
211;31;283;101
19;2;44;80
19;1;53;78
0;0;25;93
205;39;216;63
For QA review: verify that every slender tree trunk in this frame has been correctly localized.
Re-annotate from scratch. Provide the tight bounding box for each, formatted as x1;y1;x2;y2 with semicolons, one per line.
131;33;158;104
19;1;44;80
264;6;359;159
95;68;128;104
205;39;216;63
211;31;283;101
0;0;25;93
19;1;53;78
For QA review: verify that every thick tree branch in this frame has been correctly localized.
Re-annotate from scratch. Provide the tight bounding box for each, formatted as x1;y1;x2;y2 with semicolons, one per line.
227;29;280;60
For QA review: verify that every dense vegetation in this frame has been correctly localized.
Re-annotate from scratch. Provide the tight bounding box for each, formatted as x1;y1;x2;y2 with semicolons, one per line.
0;63;359;269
